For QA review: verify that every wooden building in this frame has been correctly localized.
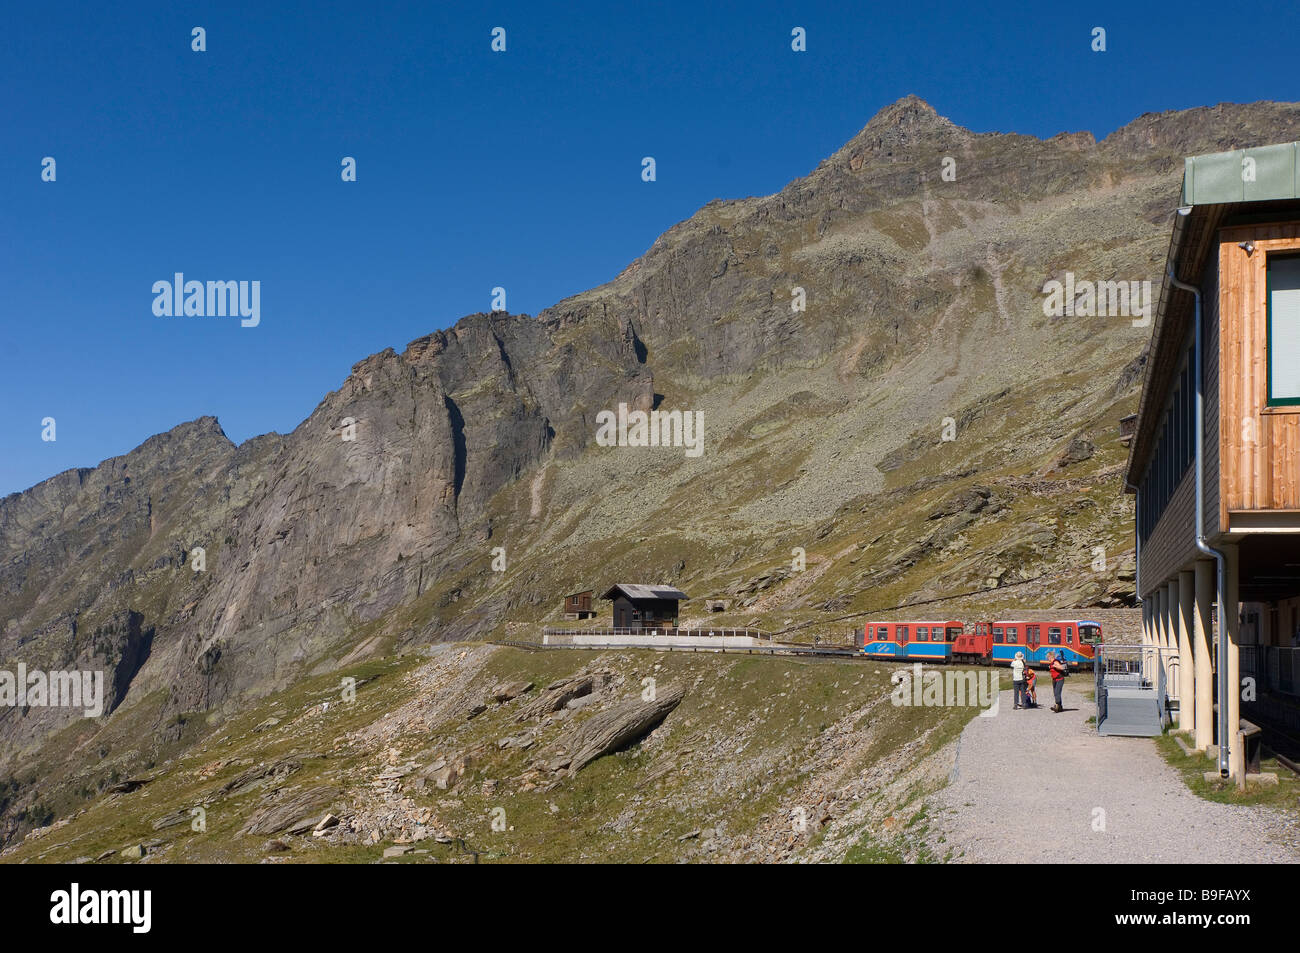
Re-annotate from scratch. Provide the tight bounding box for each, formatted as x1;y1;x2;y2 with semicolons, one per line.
599;584;687;631
562;589;596;620
1125;140;1300;781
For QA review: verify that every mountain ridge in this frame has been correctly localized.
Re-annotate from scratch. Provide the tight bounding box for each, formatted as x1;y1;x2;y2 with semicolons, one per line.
5;95;1300;847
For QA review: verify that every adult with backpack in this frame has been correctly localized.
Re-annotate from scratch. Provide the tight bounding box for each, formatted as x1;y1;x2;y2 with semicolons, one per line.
1047;651;1069;712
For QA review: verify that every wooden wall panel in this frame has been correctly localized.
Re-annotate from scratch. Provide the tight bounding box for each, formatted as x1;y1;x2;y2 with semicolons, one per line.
1140;469;1198;596
1218;224;1300;521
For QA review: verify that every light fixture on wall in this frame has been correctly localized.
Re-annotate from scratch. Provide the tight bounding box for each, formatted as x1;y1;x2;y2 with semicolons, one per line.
1238;241;1256;255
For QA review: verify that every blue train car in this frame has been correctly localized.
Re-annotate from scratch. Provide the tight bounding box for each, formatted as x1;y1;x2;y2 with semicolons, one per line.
857;621;964;661
977;620;1103;667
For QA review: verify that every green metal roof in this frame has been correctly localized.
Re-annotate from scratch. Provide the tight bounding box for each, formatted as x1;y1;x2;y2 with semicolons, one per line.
1182;141;1300;205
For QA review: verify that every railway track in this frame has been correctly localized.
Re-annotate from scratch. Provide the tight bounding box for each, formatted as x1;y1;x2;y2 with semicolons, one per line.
492;638;864;659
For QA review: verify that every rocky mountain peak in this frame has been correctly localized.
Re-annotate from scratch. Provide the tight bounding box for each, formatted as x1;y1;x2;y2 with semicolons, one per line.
845;94;969;162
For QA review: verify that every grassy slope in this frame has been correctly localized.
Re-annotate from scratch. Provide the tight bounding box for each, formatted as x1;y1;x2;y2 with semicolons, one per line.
3;646;1000;864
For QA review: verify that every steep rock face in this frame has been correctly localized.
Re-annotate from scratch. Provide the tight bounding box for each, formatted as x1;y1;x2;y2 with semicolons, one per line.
5;98;1300;844
1;310;654;741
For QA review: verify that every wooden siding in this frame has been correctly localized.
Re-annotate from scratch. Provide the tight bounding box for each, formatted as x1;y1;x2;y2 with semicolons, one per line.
564;590;593;613
1138;249;1223;596
1218;224;1300;523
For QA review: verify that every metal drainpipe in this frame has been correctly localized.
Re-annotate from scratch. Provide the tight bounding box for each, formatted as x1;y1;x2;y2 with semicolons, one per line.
1167;267;1231;777
1134;491;1141;610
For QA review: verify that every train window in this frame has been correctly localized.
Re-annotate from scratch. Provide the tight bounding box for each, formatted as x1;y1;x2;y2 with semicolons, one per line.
992;627;1004;643
1080;624;1102;644
1006;627;1018;644
947;627;962;641
1028;625;1039;642
916;626;930;641
876;627;888;641
1067;631;1074;644
1048;627;1062;644
898;626;909;641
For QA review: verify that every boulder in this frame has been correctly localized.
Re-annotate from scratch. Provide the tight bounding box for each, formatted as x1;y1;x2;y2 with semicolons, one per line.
516;671;609;721
489;681;534;704
151;808;196;831
428;753;473;791
239;786;339;836
560;686;685;773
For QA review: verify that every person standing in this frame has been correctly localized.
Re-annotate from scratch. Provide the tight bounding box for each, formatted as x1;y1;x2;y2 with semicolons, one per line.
1011;651;1026;709
1048;651;1068;712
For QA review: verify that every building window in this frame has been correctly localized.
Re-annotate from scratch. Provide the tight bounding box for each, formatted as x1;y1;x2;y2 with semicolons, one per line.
1267;253;1300;405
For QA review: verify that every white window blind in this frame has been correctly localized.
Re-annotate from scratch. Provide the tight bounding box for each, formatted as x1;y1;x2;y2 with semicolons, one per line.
1268;255;1300;403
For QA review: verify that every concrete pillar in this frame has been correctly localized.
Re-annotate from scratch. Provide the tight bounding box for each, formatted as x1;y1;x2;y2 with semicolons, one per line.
1223;543;1242;783
1140;597;1150;677
1166;581;1180;692
1178;570;1195;734
1154;587;1164;686
1152;591;1161;681
1157;585;1170;689
1170;582;1180;686
1194;560;1215;753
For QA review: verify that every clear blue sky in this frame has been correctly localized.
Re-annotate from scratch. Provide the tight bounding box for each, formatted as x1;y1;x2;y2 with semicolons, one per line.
3;0;1299;497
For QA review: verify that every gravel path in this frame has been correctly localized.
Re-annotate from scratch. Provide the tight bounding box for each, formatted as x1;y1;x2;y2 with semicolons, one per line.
932;684;1300;863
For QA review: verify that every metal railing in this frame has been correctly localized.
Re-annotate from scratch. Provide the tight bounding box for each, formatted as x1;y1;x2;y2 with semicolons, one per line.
1241;645;1300;697
1094;644;1182;728
541;626;772;641
1094;645;1181;697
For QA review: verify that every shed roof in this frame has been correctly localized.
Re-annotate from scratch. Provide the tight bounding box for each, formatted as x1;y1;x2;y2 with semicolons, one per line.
599;584;688;601
1123;140;1300;490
